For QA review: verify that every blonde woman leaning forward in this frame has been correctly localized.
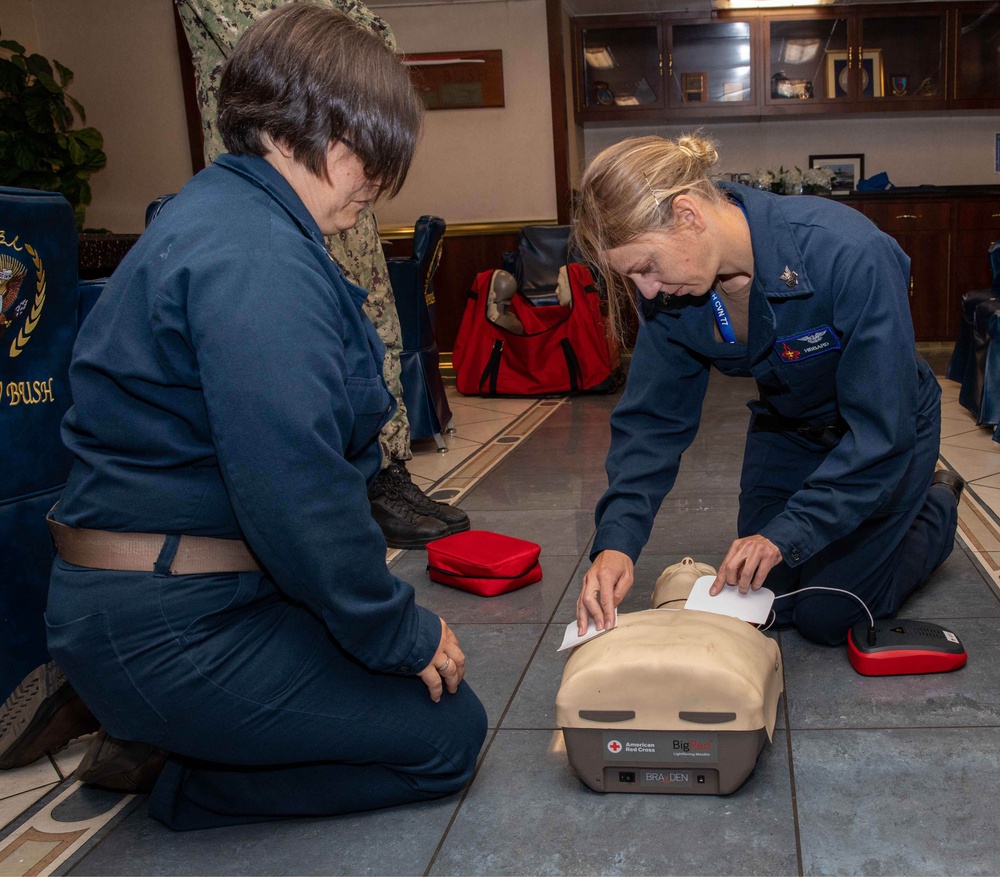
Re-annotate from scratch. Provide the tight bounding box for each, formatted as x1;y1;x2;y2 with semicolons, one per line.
574;134;961;645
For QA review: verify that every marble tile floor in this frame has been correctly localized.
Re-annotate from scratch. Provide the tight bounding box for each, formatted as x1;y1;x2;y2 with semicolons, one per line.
3;359;1000;877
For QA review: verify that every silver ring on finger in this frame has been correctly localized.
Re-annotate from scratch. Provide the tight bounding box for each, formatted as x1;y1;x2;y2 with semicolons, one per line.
440;658;451;674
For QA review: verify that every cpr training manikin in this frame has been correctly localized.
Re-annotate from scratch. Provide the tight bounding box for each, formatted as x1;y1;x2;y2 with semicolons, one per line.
556;557;783;795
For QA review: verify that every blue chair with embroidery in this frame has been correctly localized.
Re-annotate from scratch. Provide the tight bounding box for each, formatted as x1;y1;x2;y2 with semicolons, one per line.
0;187;84;703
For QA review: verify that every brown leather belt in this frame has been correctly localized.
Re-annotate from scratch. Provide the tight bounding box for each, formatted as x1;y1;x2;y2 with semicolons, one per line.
47;517;262;575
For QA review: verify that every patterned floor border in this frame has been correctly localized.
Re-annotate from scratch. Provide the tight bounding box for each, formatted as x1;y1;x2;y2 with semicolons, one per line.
941;454;1000;599
0;783;138;877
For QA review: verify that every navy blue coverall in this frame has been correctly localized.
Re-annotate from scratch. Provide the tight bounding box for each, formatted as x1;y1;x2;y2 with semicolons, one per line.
592;183;957;644
45;154;486;829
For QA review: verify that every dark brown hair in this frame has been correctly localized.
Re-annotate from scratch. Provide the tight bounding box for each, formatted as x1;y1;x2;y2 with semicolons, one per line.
218;2;421;198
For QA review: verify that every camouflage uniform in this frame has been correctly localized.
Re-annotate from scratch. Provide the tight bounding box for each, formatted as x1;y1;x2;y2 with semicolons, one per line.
175;0;410;465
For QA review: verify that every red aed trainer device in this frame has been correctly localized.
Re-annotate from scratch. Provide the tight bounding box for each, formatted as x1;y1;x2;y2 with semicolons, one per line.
847;619;967;676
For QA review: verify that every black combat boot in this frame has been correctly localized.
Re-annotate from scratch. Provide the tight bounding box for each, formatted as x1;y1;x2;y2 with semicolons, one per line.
384;461;471;536
369;466;451;549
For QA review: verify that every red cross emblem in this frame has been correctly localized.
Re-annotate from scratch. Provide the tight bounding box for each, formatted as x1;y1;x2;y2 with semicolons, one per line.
607;740;622;753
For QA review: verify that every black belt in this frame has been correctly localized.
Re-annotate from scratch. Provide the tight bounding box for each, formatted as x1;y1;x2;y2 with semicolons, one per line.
750;414;847;449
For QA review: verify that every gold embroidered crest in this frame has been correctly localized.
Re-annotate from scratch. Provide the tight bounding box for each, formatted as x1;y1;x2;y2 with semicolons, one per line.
0;231;47;359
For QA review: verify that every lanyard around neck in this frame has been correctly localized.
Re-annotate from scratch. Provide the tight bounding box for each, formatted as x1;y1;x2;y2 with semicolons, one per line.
710;195;748;345
710;291;737;344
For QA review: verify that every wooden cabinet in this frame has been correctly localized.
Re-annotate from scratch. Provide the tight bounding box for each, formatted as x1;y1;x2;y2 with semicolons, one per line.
573;17;664;122
572;2;987;124
854;8;949;110
952;199;1000;318
666;18;756;115
951;2;1000;108
855;200;952;340
841;193;1000;342
762;10;849;115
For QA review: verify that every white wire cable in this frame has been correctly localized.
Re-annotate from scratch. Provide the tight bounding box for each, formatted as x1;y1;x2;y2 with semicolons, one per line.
761;585;875;629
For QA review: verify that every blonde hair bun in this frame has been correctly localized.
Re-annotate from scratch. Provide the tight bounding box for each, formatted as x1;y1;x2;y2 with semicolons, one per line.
676;134;719;173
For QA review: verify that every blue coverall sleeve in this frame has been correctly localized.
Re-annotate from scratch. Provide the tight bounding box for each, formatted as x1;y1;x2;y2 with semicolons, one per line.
170;220;439;675
592;314;711;561
759;231;920;566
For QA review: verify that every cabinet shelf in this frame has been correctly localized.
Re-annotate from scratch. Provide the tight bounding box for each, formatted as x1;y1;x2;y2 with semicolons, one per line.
572;2;996;124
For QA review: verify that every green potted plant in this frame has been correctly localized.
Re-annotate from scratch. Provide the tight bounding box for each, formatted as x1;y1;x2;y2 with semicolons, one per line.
0;39;106;230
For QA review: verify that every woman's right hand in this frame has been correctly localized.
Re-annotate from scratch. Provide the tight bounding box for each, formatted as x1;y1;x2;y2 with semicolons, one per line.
418;617;466;703
576;549;634;635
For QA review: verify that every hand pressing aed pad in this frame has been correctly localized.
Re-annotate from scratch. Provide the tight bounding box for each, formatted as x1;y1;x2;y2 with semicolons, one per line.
684;575;775;625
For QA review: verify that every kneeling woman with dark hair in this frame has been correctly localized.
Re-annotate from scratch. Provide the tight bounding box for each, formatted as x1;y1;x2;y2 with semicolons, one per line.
45;3;486;830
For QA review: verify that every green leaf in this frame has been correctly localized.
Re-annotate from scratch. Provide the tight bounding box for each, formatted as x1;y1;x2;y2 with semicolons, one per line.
77;152;106;173
67;135;85;165
35;70;60;93
25;99;56;133
0;60;24;93
13;138;37;170
25;53;53;78
53;59;73;88
73;127;103;149
50;100;73;131
0;39;27;54
65;94;85;123
11;54;27;73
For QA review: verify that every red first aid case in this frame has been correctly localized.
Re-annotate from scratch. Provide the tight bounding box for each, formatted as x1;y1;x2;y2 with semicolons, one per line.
426;530;542;597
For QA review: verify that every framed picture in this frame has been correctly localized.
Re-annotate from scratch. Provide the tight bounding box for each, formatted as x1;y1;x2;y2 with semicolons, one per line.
809;154;865;194
722;81;745;102
824;49;883;99
681;72;707;103
401;50;505;110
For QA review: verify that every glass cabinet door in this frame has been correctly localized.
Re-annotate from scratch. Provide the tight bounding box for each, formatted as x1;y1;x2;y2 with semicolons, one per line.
766;15;849;107
667;20;753;109
858;12;947;107
577;22;663;112
954;5;1000;104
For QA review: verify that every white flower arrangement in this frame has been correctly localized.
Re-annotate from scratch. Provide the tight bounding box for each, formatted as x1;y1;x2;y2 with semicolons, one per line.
746;165;834;194
803;166;835;192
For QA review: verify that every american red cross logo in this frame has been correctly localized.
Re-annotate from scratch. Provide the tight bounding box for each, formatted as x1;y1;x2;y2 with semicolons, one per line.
607;740;622;753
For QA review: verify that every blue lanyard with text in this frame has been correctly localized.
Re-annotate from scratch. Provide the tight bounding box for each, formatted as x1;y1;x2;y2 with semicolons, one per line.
710;195;749;345
710;291;737;344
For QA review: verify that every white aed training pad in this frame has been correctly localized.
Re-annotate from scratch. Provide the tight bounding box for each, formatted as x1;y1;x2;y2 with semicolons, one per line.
684;575;775;625
557;610;618;652
556;607;783;796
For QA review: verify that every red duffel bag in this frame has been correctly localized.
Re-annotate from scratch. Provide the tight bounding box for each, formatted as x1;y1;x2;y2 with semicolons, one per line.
453;264;619;397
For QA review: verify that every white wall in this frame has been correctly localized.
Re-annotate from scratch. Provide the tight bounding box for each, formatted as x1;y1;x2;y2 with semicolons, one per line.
1;0;194;233
2;1;41;54
1;0;557;232
583;114;1000;187
372;0;558;227
2;0;995;233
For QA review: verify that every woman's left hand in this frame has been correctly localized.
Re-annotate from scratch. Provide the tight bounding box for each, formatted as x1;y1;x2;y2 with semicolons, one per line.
418;617;466;703
710;535;783;595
